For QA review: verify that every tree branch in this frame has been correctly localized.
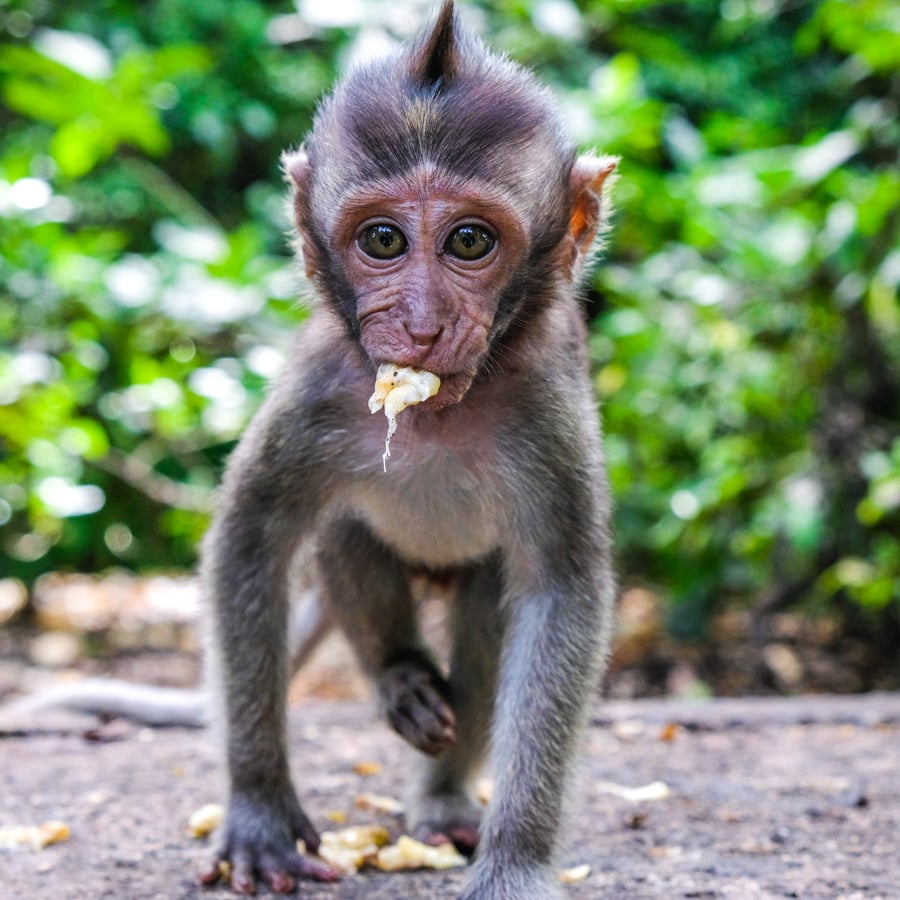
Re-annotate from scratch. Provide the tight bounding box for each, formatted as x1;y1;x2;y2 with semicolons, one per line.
92;449;213;513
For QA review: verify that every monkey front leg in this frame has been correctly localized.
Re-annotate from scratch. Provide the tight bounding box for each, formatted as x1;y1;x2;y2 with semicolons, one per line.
461;574;612;900
200;496;339;894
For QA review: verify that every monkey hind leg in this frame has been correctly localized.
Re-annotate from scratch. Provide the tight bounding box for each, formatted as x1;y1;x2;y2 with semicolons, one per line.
404;558;504;855
285;541;335;676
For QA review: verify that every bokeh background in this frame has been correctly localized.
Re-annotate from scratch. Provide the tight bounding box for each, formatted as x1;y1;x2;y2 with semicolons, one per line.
1;0;897;696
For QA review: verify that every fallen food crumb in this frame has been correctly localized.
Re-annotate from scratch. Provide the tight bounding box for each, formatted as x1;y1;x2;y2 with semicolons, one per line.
658;721;681;742
475;777;493;805
0;821;70;851
596;779;671;802
187;803;223;838
317;825;390;874
375;835;467;872
354;792;404;815
559;863;591;884
189;805;468;877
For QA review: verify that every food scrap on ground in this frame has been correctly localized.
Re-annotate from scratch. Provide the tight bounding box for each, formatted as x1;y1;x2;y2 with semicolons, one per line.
374;835;467;872
317;825;391;874
187;802;223;838
187;805;467;878
0;821;70;851
354;792;404;814
559;863;591;884
596;779;671;802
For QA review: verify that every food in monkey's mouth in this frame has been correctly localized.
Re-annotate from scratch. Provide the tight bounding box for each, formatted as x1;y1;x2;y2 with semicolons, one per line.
368;363;441;470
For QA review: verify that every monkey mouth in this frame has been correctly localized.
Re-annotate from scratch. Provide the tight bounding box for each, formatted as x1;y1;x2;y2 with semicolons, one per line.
424;370;475;410
364;347;479;412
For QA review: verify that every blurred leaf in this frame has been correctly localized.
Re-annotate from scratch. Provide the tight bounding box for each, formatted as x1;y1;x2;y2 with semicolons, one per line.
0;0;896;643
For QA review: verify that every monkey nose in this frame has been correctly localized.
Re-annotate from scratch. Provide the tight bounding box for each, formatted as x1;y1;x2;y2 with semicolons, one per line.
403;318;443;351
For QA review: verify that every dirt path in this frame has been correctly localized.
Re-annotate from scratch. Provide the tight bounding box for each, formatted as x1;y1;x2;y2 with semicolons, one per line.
1;694;899;899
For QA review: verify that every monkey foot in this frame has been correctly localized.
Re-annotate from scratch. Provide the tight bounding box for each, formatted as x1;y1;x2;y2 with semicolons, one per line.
199;792;341;894
200;851;339;895
409;790;482;856
378;653;456;755
414;820;480;856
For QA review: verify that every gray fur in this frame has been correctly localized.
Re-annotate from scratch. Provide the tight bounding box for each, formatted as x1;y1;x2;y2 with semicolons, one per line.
9;3;618;897
207;2;617;896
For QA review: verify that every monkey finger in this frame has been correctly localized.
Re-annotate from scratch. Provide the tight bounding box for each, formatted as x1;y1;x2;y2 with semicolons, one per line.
259;849;340;893
390;706;456;755
199;851;241;888
289;806;323;853
388;706;434;751
412;682;457;729
259;860;294;895
198;859;224;886
406;685;458;747
228;849;258;895
281;849;342;883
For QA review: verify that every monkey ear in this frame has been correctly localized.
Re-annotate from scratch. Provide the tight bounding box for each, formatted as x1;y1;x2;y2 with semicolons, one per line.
408;0;460;86
564;153;619;277
281;146;309;189
281;147;322;280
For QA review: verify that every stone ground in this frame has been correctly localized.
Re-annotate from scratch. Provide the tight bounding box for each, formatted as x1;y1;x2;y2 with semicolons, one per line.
1;692;899;900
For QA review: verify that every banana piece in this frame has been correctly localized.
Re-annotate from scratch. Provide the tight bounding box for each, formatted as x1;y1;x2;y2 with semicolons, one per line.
368;364;441;471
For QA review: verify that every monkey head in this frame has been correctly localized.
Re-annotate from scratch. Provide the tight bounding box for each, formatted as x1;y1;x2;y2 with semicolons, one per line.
284;1;616;408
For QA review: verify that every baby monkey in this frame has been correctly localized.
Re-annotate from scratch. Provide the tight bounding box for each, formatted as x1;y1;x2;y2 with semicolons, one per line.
121;2;616;898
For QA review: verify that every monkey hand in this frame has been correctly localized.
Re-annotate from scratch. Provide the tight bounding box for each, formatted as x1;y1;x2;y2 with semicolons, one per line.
377;652;457;756
199;789;341;895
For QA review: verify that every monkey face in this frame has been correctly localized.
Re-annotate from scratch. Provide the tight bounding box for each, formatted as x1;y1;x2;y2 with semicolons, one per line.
280;0;616;415
332;166;530;409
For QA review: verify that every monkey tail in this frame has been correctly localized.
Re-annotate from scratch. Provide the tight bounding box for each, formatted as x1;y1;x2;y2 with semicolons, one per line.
1;679;206;728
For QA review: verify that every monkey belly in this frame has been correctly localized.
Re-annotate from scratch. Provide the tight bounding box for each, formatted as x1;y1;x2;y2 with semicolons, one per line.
341;469;501;569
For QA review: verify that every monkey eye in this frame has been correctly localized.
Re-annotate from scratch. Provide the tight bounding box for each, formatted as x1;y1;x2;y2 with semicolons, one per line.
444;224;495;261
358;224;408;260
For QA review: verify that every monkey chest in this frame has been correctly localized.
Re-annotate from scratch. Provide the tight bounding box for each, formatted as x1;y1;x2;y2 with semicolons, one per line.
340;451;503;568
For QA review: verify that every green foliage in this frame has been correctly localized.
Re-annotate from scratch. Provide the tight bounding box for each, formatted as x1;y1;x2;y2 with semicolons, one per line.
572;0;900;635
0;41;209;176
1;0;897;639
0;0;320;578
